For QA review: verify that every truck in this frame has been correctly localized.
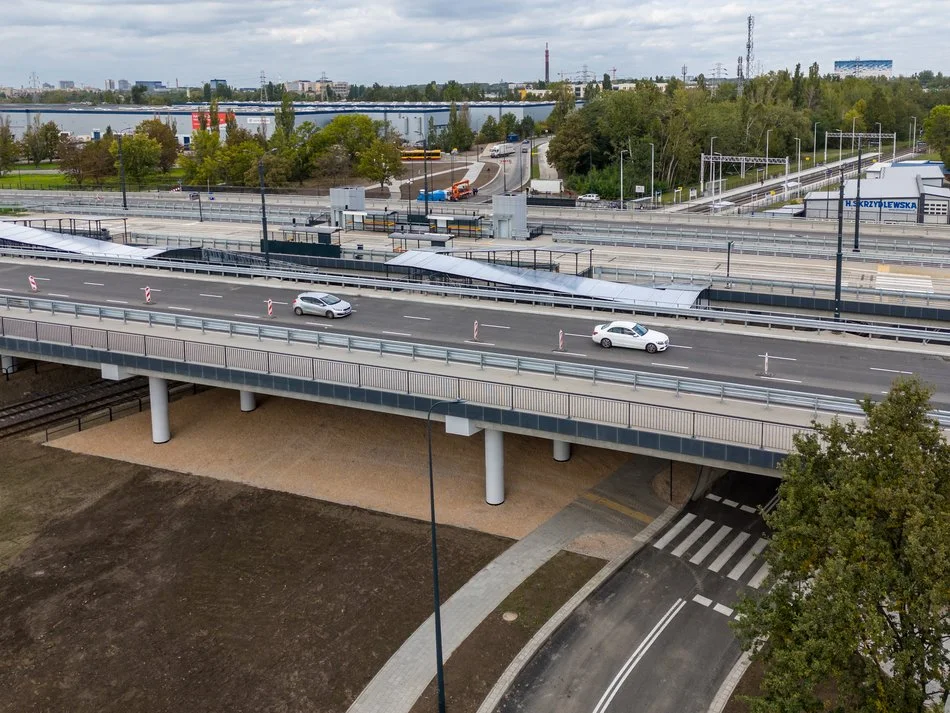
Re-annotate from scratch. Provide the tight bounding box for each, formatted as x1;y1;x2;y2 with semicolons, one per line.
490;143;516;158
448;179;474;201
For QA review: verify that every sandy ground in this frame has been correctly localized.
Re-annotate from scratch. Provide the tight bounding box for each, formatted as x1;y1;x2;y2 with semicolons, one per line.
51;389;632;540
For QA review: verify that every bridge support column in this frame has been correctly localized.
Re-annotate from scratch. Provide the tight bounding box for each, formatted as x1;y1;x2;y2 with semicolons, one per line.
485;429;505;505
148;376;170;444
552;439;572;462
1;355;18;374
239;390;256;413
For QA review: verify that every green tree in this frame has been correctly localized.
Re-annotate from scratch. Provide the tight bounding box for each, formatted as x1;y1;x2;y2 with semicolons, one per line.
110;133;161;187
923;105;950;155
180;129;221;185
0;116;17;176
130;84;147;104
40;120;61;161
273;94;296;139
357;137;404;190
734;378;950;713
21;115;46;166
318;114;377;166
498;112;520;139
477;115;501;143
602;73;612;91
136;118;179;172
58;138;88;186
84;138;117;186
546;111;593;176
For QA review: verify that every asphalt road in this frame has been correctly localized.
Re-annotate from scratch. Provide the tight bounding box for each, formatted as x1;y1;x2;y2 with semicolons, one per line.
1;262;948;406
495;472;779;713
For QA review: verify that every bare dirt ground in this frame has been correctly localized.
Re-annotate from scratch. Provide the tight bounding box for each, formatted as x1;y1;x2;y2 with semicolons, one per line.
0;439;511;713
0;363;100;408
50;389;630;540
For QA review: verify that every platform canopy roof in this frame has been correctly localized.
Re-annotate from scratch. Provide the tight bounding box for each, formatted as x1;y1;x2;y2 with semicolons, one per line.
386;250;704;308
0;222;169;258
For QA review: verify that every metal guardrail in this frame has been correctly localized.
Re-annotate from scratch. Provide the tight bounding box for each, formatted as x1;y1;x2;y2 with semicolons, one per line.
3;296;950;429
2;247;949;344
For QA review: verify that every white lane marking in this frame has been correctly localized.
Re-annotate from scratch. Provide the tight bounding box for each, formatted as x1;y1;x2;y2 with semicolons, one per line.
269;300;288;305
727;538;769;581
200;293;222;299
34;277;50;281
758;354;797;361
481;323;510;329
166;306;192;311
760;376;803;384
653;512;696;550
558;351;588;357
689;525;732;565
140;287;161;292
0;287;12;292
748;562;771;589
565;332;591;338
709;532;751;573
713;603;735;617
234;313;262;320
667;344;692;349
305;322;335;328
722;498;739;508
105;299;129;304
403;315;431;321
705;493;722;502
48;293;70;298
653;362;689;370
84;282;105;286
464;340;495;346
591;598;687;713
762;493;780;515
692;594;712;607
382;330;412;337
739;504;757;514
671;519;714;558
869;367;913;375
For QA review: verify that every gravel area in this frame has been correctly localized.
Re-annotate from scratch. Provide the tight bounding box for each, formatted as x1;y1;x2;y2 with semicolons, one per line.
51;389;631;540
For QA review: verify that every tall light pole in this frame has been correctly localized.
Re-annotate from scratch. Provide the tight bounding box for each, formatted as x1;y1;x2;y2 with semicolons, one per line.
875;122;882;153
764;129;772;180
853;138;863;252
713;152;722;212
834;165;844;320
258;147;277;268
813;121;819;165
619;148;627;209
117;134;128;210
708;136;717;198
793;137;801;197
911;115;918;152
851;117;856;151
426;397;464;713
649;142;655;208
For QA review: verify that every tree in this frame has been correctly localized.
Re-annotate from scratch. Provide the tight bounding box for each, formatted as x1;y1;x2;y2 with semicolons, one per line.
477;115;501;143
0;116;17;176
58;138;88;186
21;115;46;166
923;105;950;155
130;84;147;104
734;378;950;713
273;94;296;139
84;139;117;186
602;73;612;91
110;133;161;187
356;137;404;190
136;118;179;172
318;114;377;166
40;121;61;161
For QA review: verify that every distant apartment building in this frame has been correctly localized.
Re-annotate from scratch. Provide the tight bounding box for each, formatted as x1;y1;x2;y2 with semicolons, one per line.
105;79;115;90
209;78;228;90
117;79;131;91
135;80;167;91
283;79;349;99
59;80;75;90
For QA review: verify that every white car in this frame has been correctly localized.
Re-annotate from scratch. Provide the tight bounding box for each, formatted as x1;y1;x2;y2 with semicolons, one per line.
592;320;669;353
292;291;352;319
577;193;601;203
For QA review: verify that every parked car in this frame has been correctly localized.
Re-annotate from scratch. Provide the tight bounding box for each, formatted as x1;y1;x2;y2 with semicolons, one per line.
292;291;352;319
577;193;601;203
591;320;668;353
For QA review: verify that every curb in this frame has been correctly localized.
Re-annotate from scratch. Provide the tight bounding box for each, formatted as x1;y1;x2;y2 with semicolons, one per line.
707;651;753;713
474;504;680;713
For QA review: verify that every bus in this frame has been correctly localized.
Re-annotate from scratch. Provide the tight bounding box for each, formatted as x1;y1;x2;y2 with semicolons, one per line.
401;149;442;161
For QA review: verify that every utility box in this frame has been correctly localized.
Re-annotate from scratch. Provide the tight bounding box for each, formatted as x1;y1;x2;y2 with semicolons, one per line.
491;193;529;240
330;186;366;227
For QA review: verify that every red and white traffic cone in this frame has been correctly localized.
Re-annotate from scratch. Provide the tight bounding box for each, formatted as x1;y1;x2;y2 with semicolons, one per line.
558;329;564;351
267;299;273;317
144;286;152;304
28;275;37;292
473;320;479;342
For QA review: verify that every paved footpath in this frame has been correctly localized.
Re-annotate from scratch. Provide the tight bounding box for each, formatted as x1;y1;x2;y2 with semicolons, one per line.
346;457;674;713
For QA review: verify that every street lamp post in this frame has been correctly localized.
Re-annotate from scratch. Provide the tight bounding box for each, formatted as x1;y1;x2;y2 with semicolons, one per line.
117;134;128;210
834;165;845;320
764;129;772;181
713;152;722;213
813;121;819;165
619;149;627;210
649;142;655;209
911;116;918;152
794;138;801;198
851;117;856;152
426;397;464;713
258;147;277;268
708;136;716;197
853;138;863;252
875;122;882;152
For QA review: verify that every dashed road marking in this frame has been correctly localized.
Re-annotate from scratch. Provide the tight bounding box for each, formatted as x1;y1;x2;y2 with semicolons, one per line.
689;525;732;565
671;519;714;558
84;282;104;286
565;332;590;338
166;306;192;311
48;293;70;298
234;313;262;320
760;376;803;384
403;315;431;320
464;340;495;346
713;603;735;617
739;504;757;513
654;362;689;370
382;331;412;337
722;498;739;508
870;367;913;375
200;293;222;298
692;594;712;607
758;354;797;361
481;323;510;329
727;538;769;581
105;299;128;304
709;532;751;573
705;493;722;502
667;344;692;349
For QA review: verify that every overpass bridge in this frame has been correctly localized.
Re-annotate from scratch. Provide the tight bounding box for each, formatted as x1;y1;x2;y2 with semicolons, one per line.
2;296;948;503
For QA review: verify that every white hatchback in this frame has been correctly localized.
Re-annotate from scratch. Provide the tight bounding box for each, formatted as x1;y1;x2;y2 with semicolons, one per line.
292;291;352;319
577;193;601;203
592;320;669;353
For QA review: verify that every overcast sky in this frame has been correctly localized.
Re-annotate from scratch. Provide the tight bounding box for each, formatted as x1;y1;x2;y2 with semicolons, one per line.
1;0;946;90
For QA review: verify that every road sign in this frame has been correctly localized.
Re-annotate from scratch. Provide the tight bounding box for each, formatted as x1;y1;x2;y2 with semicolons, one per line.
635;185;645;194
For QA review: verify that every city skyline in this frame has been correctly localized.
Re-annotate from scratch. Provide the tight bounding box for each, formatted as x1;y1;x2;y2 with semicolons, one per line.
0;0;947;89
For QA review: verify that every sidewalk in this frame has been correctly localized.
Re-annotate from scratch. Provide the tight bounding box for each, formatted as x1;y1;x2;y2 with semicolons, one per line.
345;457;674;713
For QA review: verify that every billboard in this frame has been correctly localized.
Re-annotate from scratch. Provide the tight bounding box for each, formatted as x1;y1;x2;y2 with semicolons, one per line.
834;60;893;78
190;111;233;130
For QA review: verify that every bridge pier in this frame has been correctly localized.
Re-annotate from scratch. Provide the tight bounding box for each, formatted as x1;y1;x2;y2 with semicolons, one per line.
148;376;170;444
484;429;505;505
239;390;256;412
1;355;18;374
552;439;572;462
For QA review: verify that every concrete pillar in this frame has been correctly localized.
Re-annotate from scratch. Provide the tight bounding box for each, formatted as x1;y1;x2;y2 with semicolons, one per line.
239;390;256;413
1;355;17;374
552;439;572;462
485;429;505;506
148;376;170;444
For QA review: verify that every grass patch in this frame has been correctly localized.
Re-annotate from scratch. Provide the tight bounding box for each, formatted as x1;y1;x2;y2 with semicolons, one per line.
409;549;606;713
0;166;188;191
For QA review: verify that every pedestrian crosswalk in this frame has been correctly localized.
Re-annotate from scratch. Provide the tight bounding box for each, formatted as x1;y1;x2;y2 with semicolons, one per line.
653;514;771;588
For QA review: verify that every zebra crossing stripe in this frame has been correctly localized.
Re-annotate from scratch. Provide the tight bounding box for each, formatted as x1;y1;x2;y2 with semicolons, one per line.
653;513;696;550
728;538;769;581
748;562;771;589
671;519;714;558
689;525;732;565
709;532;751;573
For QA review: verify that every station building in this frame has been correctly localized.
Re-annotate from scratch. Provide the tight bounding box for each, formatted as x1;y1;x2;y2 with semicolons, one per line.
804;161;950;224
0;101;555;147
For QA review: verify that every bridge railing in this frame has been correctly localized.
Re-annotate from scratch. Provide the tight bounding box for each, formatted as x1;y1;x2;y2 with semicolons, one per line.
0;311;809;454
3;297;950;429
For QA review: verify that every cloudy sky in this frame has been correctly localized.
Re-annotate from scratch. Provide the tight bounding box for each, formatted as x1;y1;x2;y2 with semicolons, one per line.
0;0;946;90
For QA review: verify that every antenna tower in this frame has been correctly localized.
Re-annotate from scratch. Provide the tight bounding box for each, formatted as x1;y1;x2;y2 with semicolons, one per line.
737;57;744;95
610;67;617;81
745;15;755;80
260;70;267;102
544;42;550;84
681;65;687;83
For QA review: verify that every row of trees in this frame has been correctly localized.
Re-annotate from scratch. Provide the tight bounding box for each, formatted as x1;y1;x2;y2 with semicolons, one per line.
0;114;65;175
545;70;950;200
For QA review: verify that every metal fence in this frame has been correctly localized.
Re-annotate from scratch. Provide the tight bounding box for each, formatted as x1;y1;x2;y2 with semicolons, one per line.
0;312;812;453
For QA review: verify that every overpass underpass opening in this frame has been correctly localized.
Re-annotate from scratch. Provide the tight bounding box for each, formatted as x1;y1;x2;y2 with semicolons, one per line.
385;250;705;309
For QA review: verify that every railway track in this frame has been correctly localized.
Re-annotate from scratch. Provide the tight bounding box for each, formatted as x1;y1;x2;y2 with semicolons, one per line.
0;377;154;440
